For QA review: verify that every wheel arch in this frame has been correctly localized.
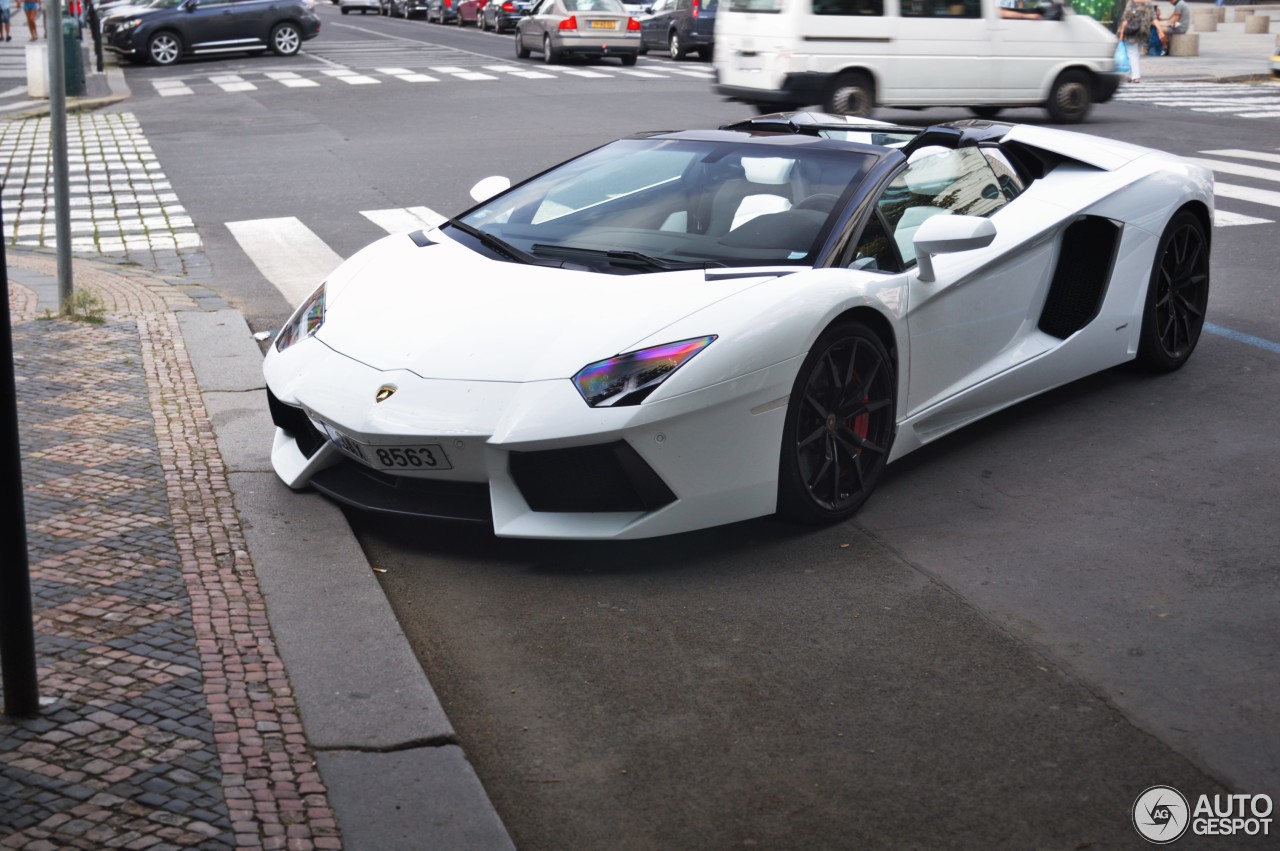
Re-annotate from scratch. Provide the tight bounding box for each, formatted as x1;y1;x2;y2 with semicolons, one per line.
823;305;898;382
828;65;879;97
1177;199;1213;251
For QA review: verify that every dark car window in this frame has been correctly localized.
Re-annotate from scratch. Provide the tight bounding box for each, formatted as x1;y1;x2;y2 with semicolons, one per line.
813;0;882;14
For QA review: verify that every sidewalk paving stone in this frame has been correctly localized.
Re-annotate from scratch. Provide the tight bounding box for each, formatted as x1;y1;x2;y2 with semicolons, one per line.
2;253;339;851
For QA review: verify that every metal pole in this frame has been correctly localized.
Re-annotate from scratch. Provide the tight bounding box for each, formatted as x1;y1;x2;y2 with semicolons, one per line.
45;0;73;308
0;201;40;719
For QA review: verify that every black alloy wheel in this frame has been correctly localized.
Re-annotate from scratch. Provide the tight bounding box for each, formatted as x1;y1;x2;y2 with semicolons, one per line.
778;321;896;523
1136;210;1211;371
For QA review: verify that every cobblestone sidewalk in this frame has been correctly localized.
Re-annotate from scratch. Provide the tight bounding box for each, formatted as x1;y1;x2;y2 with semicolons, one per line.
2;254;339;851
0;114;208;279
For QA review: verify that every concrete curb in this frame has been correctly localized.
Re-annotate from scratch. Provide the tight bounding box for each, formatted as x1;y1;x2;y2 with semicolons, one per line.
174;291;517;848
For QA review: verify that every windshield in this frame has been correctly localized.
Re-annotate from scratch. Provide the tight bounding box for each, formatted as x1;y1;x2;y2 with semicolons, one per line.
459;138;875;272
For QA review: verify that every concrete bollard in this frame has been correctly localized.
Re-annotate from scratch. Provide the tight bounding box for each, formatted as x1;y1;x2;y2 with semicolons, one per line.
1215;6;1224;22
25;43;47;98
1192;9;1217;31
1169;32;1201;55
1245;13;1272;33
1234;8;1253;22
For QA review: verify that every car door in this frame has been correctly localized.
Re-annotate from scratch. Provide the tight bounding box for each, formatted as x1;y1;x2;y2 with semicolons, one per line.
640;0;672;49
877;146;1052;416
886;0;992;103
175;0;243;49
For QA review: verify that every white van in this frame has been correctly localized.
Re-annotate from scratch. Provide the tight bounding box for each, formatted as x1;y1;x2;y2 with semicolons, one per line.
713;0;1123;123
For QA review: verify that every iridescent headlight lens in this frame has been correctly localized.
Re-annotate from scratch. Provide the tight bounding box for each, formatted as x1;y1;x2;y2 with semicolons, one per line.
274;283;326;353
573;336;716;408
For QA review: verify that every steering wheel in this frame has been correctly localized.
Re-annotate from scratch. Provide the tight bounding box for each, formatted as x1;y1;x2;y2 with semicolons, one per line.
794;193;840;213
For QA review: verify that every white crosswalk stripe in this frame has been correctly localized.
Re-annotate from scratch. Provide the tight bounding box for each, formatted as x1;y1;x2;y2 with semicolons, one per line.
1190;148;1280;227
143;54;712;96
1113;81;1280;119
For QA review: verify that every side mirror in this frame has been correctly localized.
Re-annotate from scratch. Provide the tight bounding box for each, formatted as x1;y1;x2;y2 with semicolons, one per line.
469;175;512;203
912;215;996;283
182;0;197;10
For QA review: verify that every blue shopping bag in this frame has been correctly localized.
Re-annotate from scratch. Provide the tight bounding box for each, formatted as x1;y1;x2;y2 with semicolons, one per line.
1149;27;1165;56
1114;39;1131;74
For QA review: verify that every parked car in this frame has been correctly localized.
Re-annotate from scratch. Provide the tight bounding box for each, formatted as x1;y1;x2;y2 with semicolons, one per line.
382;0;427;15
102;0;320;66
514;0;640;64
263;112;1213;540
639;0;714;60
480;0;532;32
426;0;480;22
340;0;378;13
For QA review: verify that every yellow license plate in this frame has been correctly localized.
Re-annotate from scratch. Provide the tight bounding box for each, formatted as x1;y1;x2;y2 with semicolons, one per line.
588;19;617;28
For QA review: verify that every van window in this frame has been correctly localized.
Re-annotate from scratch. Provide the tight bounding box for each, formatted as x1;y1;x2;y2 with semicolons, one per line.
727;0;781;12
813;0;883;15
901;0;980;16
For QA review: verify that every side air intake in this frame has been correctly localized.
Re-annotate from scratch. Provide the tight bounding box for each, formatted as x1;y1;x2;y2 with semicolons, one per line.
1038;216;1121;339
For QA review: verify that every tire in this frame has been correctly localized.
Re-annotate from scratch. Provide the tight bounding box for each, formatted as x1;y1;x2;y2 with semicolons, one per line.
146;31;181;65
543;33;559;63
620;53;636;66
515;29;530;57
478;11;486;28
1135;210;1210;372
668;30;683;60
824;70;875;118
696;45;711;61
777;321;896;524
969;106;1003;119
457;8;465;24
341;6;349;11
270;22;302;55
1045;69;1092;124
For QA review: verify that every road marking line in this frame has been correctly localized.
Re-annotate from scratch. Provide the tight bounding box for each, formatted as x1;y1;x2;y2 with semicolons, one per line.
1205;322;1280;355
1201;149;1280;166
505;70;555;78
1187;157;1280;183
337;74;382;84
1214;210;1273;227
556;69;612;78
395;74;439;82
450;71;499;80
279;78;322;87
226;217;344;308
613;69;667;78
376;67;415;74
1214;182;1280;210
360;206;447;234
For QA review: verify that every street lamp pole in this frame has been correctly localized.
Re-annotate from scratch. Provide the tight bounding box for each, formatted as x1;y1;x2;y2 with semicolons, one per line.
45;0;74;307
0;212;39;719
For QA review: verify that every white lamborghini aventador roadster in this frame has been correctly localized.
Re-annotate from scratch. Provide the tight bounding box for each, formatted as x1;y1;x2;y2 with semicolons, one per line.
264;112;1214;540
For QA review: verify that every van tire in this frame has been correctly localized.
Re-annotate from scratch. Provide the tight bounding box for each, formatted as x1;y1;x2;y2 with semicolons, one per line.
1045;69;1092;124
970;106;1003;119
825;71;875;118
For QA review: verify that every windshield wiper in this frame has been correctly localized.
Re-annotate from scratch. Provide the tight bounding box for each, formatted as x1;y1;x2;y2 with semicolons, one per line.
530;244;723;272
442;218;539;265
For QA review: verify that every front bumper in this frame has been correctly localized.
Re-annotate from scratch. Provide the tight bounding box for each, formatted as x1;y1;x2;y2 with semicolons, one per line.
715;72;826;108
265;337;800;539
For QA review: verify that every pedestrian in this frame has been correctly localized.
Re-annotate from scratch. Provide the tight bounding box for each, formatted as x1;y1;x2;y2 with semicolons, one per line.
0;0;12;41
1118;0;1155;83
22;0;37;38
1154;0;1189;49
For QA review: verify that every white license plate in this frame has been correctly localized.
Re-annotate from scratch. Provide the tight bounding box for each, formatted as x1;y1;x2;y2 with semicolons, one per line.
323;425;453;471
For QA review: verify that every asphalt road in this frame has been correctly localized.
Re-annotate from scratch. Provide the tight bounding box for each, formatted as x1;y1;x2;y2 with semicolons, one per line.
104;14;1280;847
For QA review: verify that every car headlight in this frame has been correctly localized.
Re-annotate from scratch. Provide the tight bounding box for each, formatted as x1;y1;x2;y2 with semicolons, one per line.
116;17;143;30
572;336;716;408
275;283;326;353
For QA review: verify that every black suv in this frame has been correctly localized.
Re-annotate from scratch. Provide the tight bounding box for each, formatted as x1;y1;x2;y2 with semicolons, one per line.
102;0;321;66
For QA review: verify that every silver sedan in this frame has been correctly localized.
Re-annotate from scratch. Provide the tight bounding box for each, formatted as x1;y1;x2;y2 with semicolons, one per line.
514;0;641;65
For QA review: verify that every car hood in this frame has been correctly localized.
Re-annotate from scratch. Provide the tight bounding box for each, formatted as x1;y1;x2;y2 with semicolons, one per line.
315;229;774;383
